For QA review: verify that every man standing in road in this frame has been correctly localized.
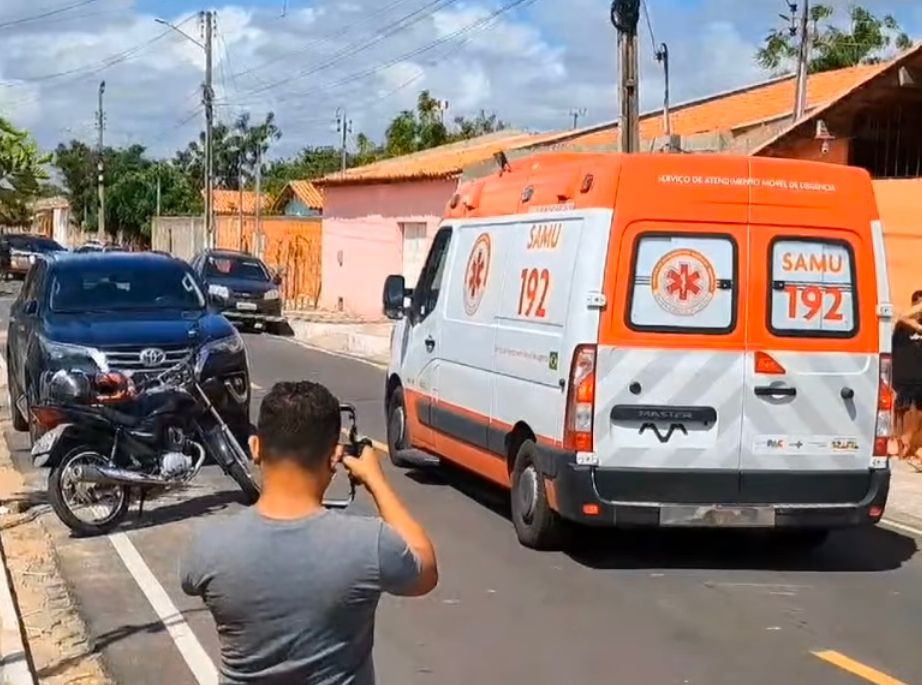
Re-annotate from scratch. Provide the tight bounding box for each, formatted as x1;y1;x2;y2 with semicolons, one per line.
893;290;922;458
181;381;438;684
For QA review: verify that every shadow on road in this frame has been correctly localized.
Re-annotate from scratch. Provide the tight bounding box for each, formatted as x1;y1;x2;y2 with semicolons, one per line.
406;465;918;573
112;489;246;535
35;610;209;680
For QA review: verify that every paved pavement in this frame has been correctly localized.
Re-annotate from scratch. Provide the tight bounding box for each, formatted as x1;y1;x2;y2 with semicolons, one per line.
2;299;922;685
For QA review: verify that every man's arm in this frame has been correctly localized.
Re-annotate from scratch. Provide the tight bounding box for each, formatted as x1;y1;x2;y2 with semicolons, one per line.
344;447;438;597
898;302;922;334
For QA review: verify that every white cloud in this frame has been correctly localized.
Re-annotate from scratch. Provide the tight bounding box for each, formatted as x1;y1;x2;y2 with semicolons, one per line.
0;0;918;162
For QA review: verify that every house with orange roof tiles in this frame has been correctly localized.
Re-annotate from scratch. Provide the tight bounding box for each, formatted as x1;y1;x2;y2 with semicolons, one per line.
316;43;922;318
314;130;572;317
209;189;271;216
270;180;324;217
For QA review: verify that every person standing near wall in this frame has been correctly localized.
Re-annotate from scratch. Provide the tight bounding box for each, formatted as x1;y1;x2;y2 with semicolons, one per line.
893;290;922;458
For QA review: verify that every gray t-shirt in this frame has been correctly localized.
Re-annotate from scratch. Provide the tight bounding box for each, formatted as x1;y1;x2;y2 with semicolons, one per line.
180;508;421;685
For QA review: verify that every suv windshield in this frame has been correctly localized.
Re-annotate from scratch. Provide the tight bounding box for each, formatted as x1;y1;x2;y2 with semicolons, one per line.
204;255;270;282
49;261;205;313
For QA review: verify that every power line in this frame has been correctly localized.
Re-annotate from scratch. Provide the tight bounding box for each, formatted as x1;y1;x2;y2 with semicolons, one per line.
233;0;464;99
226;0;538;109
0;0;100;31
231;0;419;81
640;0;657;53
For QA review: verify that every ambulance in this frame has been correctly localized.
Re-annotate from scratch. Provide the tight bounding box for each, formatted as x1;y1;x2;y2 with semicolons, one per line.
382;152;894;550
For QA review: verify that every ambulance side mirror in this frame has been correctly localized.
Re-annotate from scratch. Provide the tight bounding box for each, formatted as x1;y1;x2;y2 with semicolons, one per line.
383;274;408;320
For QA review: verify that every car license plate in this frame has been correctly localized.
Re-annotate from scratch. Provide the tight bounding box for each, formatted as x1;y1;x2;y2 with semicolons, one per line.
31;424;70;457
236;302;257;311
660;505;775;528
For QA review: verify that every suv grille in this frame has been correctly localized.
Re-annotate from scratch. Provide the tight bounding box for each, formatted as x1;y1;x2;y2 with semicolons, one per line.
101;345;193;371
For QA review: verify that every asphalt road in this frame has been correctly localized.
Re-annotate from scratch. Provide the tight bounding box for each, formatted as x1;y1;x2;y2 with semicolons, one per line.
3;298;922;685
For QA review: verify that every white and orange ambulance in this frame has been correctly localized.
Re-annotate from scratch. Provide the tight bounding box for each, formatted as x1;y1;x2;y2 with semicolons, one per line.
382;152;894;550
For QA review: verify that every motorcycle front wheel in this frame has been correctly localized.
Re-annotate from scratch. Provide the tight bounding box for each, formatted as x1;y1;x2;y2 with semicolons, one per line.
48;448;130;537
227;460;260;505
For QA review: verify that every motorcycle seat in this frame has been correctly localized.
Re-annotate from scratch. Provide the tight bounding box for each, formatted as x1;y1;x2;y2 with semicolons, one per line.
98;405;144;428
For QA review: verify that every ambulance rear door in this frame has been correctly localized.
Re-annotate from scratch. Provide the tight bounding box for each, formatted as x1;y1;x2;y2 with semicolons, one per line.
593;220;749;503
741;225;880;503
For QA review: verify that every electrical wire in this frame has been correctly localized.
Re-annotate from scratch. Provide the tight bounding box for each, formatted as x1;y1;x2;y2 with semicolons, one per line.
230;0;419;81
640;0;657;53
0;0;100;31
226;0;538;109
233;0;464;99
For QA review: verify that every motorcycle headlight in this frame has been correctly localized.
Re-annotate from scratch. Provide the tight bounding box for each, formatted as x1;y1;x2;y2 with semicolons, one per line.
195;331;245;376
263;289;280;301
40;337;108;372
208;284;230;299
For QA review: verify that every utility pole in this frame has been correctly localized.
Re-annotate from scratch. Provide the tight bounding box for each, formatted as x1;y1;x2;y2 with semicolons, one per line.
793;0;810;120
255;147;263;259
611;0;641;153
96;80;106;236
336;108;352;175
238;157;244;251
569;107;587;130
203;10;215;248
156;167;161;217
655;43;673;146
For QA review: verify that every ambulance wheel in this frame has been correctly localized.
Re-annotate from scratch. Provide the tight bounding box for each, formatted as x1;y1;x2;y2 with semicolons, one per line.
386;387;411;468
511;440;564;550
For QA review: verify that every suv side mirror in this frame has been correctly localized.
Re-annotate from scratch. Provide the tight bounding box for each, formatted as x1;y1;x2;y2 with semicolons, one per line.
23;300;37;316
383;275;408;320
272;272;283;286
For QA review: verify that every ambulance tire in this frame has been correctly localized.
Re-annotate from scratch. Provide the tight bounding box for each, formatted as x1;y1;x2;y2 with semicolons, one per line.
511;440;564;550
386;387;411;468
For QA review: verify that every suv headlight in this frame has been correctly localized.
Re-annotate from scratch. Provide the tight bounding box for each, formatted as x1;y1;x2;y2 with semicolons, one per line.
208;284;230;299
264;289;280;301
195;331;245;376
39;337;109;372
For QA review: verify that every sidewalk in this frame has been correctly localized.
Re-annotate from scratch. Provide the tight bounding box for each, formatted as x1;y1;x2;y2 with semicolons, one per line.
284;309;392;366
885;459;922;532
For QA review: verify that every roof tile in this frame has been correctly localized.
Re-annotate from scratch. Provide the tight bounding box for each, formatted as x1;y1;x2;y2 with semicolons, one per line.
211;189;270;215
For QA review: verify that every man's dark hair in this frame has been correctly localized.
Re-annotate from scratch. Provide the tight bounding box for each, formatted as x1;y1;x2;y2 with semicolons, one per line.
257;381;341;468
913;290;922;305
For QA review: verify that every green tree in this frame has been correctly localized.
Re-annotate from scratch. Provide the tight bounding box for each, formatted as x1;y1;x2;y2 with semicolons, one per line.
107;164;201;238
757;4;913;74
0;118;49;225
174;112;281;192
381;91;504;157
263;146;343;196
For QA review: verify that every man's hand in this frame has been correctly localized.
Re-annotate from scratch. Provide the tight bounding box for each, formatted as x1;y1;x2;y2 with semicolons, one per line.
343;445;386;489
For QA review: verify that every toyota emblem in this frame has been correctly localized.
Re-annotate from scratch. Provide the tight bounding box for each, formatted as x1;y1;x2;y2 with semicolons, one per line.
139;348;166;367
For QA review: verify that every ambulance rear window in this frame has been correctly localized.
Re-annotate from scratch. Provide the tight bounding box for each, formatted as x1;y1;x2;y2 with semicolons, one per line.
628;233;737;334
768;238;857;338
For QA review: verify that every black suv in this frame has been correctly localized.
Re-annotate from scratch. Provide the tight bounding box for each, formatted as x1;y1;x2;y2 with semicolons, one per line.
190;249;285;332
1;234;66;280
6;252;251;443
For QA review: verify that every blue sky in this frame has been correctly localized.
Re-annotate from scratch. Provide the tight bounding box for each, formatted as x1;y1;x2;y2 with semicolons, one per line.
2;0;921;159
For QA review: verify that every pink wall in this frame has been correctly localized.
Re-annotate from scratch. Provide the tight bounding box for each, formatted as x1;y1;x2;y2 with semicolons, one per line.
321;179;457;318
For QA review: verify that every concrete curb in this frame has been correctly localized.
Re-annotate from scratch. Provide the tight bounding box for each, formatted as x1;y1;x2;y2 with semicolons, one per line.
0;355;36;685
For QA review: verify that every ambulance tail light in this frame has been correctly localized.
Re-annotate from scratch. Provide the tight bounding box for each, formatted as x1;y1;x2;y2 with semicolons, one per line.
874;353;894;458
564;344;597;453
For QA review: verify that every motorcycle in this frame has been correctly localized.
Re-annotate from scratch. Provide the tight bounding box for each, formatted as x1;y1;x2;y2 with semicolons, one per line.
30;360;262;536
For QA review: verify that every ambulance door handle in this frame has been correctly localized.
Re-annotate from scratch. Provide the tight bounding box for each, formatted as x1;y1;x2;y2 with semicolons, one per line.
754;385;796;398
425;336;436;352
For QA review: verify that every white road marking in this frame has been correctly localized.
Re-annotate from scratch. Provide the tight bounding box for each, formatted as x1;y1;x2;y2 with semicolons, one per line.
880;518;922;539
109;533;218;684
250;382;263;391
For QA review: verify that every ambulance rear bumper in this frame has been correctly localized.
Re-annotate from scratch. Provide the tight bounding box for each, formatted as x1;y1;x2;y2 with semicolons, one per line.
540;455;890;529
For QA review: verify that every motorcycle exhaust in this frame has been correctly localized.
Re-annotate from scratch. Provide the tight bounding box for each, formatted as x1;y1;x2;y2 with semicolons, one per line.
73;464;171;488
